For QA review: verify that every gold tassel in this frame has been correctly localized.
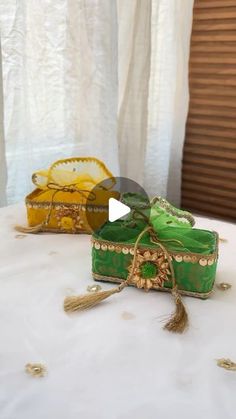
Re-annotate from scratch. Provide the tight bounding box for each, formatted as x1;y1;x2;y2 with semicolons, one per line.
164;286;188;333
64;227;151;313
14;223;45;234
64;286;123;312
149;233;188;334
14;190;57;234
64;225;189;334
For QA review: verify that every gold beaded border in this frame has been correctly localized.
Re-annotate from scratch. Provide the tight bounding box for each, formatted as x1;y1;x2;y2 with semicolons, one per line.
91;235;218;267
92;272;212;300
26;199;108;213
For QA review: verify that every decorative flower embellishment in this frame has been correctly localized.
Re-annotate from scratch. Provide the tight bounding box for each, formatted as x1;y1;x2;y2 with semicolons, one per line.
128;250;170;291
60;216;74;230
56;208;83;232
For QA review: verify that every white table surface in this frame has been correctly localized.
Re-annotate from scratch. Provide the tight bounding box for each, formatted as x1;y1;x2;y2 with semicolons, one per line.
0;204;236;419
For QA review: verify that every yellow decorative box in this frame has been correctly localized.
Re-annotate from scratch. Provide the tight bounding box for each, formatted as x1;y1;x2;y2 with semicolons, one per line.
24;157;118;234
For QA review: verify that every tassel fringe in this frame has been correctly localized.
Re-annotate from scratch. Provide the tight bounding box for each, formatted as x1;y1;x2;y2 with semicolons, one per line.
64;286;122;312
164;287;188;333
14;223;44;234
63;224;189;333
64;228;150;313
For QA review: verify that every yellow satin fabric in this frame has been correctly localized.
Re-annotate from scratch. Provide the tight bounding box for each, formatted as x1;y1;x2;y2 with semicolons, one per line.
32;156;115;190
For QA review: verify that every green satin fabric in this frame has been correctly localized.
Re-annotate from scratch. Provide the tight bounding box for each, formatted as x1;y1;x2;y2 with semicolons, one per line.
118;194;215;254
95;220;216;255
92;247;217;296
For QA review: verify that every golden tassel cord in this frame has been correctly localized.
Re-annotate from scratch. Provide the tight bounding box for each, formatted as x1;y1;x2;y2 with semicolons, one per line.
64;288;122;312
64;227;149;313
163;286;188;333
64;226;189;334
15;223;45;234
14;189;57;234
149;232;188;333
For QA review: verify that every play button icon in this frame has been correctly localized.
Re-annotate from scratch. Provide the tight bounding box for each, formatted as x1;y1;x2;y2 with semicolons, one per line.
108;198;131;222
85;176;151;233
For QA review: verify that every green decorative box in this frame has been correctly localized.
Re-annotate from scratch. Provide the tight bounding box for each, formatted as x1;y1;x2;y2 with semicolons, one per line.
91;198;219;299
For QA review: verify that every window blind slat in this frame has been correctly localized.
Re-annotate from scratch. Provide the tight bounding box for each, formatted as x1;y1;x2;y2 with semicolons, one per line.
182;0;236;221
195;1;236;9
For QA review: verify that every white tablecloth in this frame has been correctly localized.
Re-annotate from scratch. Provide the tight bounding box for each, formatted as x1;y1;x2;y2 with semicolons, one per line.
0;204;236;419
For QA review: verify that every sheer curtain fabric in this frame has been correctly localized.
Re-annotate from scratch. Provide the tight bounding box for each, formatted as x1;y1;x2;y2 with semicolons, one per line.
0;0;194;206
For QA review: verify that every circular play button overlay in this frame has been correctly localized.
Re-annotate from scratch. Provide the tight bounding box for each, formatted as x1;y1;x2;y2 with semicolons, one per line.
85;176;151;234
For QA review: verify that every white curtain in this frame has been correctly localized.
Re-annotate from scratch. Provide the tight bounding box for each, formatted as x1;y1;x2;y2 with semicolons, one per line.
0;0;194;206
0;41;7;206
145;0;194;203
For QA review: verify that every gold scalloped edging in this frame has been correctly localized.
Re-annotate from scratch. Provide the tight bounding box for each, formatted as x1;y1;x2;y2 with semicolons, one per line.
49;156;115;181
92;272;212;299
91;237;218;266
32;156;115;189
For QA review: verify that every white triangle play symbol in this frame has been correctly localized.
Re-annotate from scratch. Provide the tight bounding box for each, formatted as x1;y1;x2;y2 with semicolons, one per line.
108;198;131;222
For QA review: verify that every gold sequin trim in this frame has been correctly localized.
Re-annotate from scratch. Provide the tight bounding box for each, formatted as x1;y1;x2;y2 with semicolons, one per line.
174;255;183;263
26;200;108;213
92;238;218;266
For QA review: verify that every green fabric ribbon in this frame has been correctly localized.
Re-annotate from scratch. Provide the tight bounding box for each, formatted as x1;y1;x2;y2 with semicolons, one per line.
95;194;217;255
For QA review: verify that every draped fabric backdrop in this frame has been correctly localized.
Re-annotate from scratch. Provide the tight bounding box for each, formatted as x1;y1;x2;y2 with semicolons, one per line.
0;42;7;206
0;0;194;206
0;43;7;207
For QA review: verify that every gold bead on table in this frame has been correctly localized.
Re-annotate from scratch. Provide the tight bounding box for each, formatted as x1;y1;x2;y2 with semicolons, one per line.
25;363;47;378
216;358;236;371
216;282;232;291
87;284;102;293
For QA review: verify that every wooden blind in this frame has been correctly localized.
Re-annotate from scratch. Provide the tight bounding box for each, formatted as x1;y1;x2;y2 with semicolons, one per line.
182;0;236;221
